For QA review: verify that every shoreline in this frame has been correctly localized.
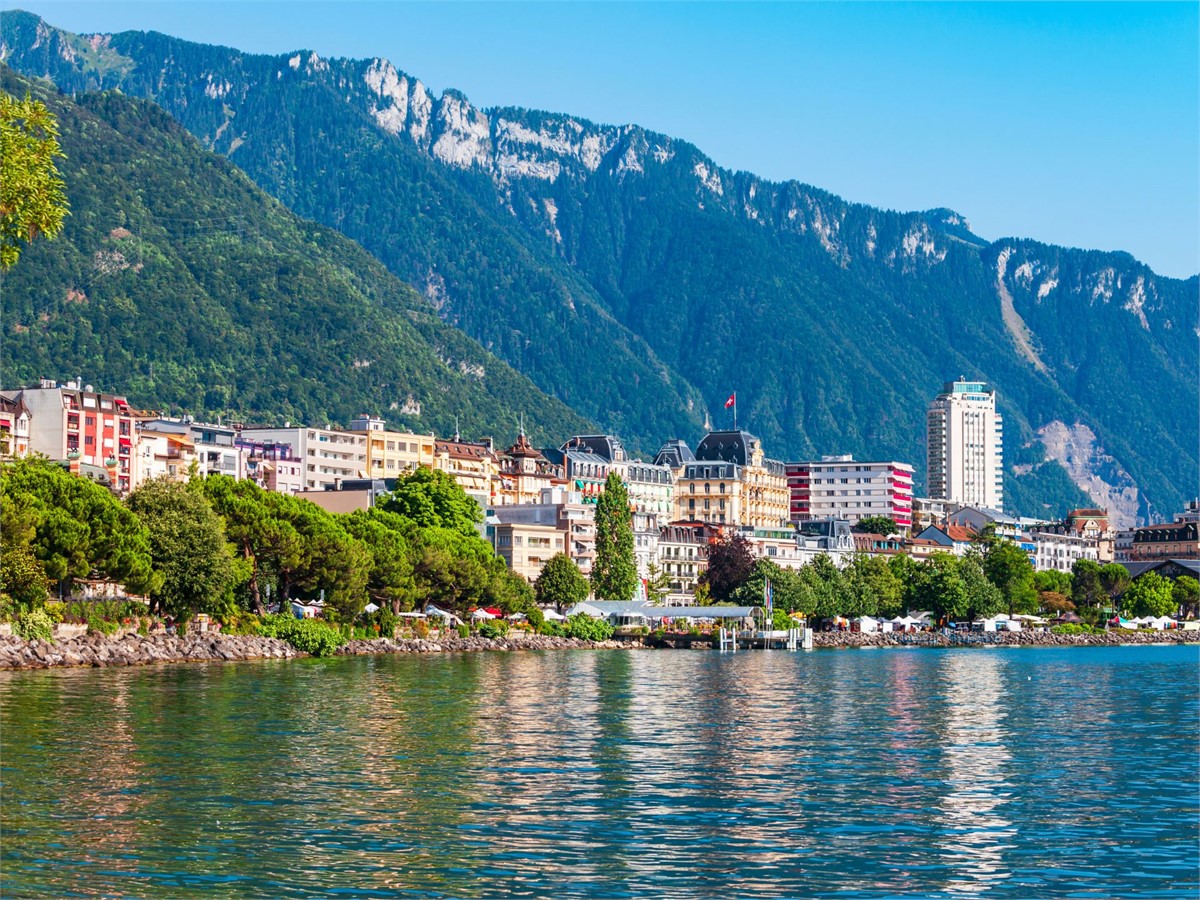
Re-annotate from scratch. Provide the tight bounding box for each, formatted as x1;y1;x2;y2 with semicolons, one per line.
0;628;1195;671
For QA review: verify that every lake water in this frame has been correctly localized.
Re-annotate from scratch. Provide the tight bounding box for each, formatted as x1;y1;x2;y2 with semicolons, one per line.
2;645;1197;898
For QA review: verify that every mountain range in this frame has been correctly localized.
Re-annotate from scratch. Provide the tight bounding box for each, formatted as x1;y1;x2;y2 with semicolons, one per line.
2;10;1195;527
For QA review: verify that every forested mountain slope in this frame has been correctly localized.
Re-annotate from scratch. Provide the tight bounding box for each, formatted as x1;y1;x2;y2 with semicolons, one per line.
3;11;1195;524
0;66;593;445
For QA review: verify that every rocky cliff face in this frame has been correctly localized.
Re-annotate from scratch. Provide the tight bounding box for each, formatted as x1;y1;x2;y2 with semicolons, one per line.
3;10;1195;524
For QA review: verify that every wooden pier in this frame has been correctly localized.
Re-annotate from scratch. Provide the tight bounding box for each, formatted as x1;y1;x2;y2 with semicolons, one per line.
718;627;813;651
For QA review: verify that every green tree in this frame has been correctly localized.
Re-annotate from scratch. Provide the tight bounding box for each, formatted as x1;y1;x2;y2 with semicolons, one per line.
1172;575;1199;619
379;467;482;536
979;537;1037;614
341;509;417;612
0;457;158;597
1034;569;1072;595
591;471;637;602
0;542;49;611
802;554;852;618
732;559;810;614
534;552;589;611
644;561;671;605
127;478;236;619
702;532;756;603
960;551;1006;621
913;552;968;622
845;554;903;619
852;516;898;536
1071;559;1106;609
0;91;69;270
1099;563;1131;611
1124;573;1176;618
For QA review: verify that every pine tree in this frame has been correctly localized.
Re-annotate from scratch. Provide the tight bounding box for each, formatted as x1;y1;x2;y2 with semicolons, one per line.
591;471;637;602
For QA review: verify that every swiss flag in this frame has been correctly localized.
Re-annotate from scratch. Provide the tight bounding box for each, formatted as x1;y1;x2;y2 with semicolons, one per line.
724;392;736;409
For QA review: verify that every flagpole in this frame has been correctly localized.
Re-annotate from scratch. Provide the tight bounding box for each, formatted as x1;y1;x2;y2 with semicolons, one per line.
733;393;737;430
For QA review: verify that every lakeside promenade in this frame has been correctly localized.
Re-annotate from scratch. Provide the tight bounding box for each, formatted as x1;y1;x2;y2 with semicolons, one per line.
1;628;1194;670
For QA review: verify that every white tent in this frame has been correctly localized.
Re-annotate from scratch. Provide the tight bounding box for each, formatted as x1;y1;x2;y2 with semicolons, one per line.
542;609;568;621
424;605;461;626
890;615;922;630
506;612;527;622
363;602;380;614
1149;616;1175;631
471;608;496;620
856;616;880;633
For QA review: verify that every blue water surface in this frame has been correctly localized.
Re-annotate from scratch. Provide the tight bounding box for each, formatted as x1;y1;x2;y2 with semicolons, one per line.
1;644;1197;898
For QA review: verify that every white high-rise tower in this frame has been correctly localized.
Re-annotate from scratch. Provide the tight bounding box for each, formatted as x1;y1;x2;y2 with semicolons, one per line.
926;379;1004;511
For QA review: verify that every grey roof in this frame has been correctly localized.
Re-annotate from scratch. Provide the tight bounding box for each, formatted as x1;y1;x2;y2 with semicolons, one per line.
695;430;760;465
653;606;758;618
563;434;626;462
654;439;695;468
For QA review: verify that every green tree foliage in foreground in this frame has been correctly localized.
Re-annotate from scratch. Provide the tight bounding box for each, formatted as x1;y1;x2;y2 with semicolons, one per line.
1124;573;1177;619
1173;576;1200;619
591;472;637;602
534;553;589;611
128;478;237;619
378;467;483;535
975;527;1038;614
0;457;158;599
0;91;68;270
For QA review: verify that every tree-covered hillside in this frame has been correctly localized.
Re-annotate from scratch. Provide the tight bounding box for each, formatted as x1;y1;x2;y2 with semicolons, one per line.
0;67;593;445
3;11;1195;524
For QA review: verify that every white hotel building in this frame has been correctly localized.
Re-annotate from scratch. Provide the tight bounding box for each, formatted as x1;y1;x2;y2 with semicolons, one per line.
785;456;915;531
926;379;1004;512
238;425;367;491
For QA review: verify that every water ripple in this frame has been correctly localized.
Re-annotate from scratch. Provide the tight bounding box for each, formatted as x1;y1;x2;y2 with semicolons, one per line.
1;645;1197;898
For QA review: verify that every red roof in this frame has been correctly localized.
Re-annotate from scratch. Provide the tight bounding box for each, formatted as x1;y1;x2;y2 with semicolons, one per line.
945;526;978;542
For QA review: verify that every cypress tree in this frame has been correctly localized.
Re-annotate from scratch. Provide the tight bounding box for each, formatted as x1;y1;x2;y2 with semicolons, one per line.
591;471;637;602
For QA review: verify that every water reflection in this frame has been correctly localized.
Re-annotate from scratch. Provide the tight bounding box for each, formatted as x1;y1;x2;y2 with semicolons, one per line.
1;646;1197;899
936;653;1016;895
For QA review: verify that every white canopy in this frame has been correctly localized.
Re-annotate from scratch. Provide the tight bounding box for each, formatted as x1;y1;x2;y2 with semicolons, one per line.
506;612;527;622
856;616;880;633
542;609;568;621
891;615;922;626
471;608;496;620
363;602;380;614
1149;616;1175;630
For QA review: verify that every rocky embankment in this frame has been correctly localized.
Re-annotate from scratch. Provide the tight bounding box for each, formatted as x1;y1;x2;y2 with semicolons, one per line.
0;631;640;670
337;635;640;655
1;628;1194;671
0;632;301;669
813;630;1197;648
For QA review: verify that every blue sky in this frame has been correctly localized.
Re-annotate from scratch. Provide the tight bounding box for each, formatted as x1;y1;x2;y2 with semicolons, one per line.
10;1;1199;277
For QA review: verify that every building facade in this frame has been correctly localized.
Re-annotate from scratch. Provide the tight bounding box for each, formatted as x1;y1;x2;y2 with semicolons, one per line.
785;455;914;530
489;522;566;583
239;425;368;491
433;437;499;510
239;437;306;495
3;379;138;493
667;431;788;528
0;395;32;458
490;487;596;576
926;379;1004;512
1028;527;1099;572
347;415;435;480
656;523;713;605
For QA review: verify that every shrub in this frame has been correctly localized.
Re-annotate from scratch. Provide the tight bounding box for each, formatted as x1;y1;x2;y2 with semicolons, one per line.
537;619;566;637
477;619;508;639
14;608;54;642
1051;623;1098;635
457;623;470;639
257;613;347;657
565;614;614;642
43;601;66;623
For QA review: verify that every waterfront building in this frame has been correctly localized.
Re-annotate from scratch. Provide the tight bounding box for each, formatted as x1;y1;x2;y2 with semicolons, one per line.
0;395;31;458
239;437;305;494
911;496;955;532
915;524;978;556
667;430;788;528
656;522;713;605
926;379;1004;511
434;436;499;510
785;455;914;530
496;431;562;506
133;419;198;484
239;425;367;491
1064;508;1115;562
1028;526;1099;572
488;521;566;583
553;435;675;578
852;533;906;556
134;418;245;484
3;378;138;493
741;526;809;571
490;487;595;576
1130;507;1200;560
347;415;435;479
794;517;855;566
